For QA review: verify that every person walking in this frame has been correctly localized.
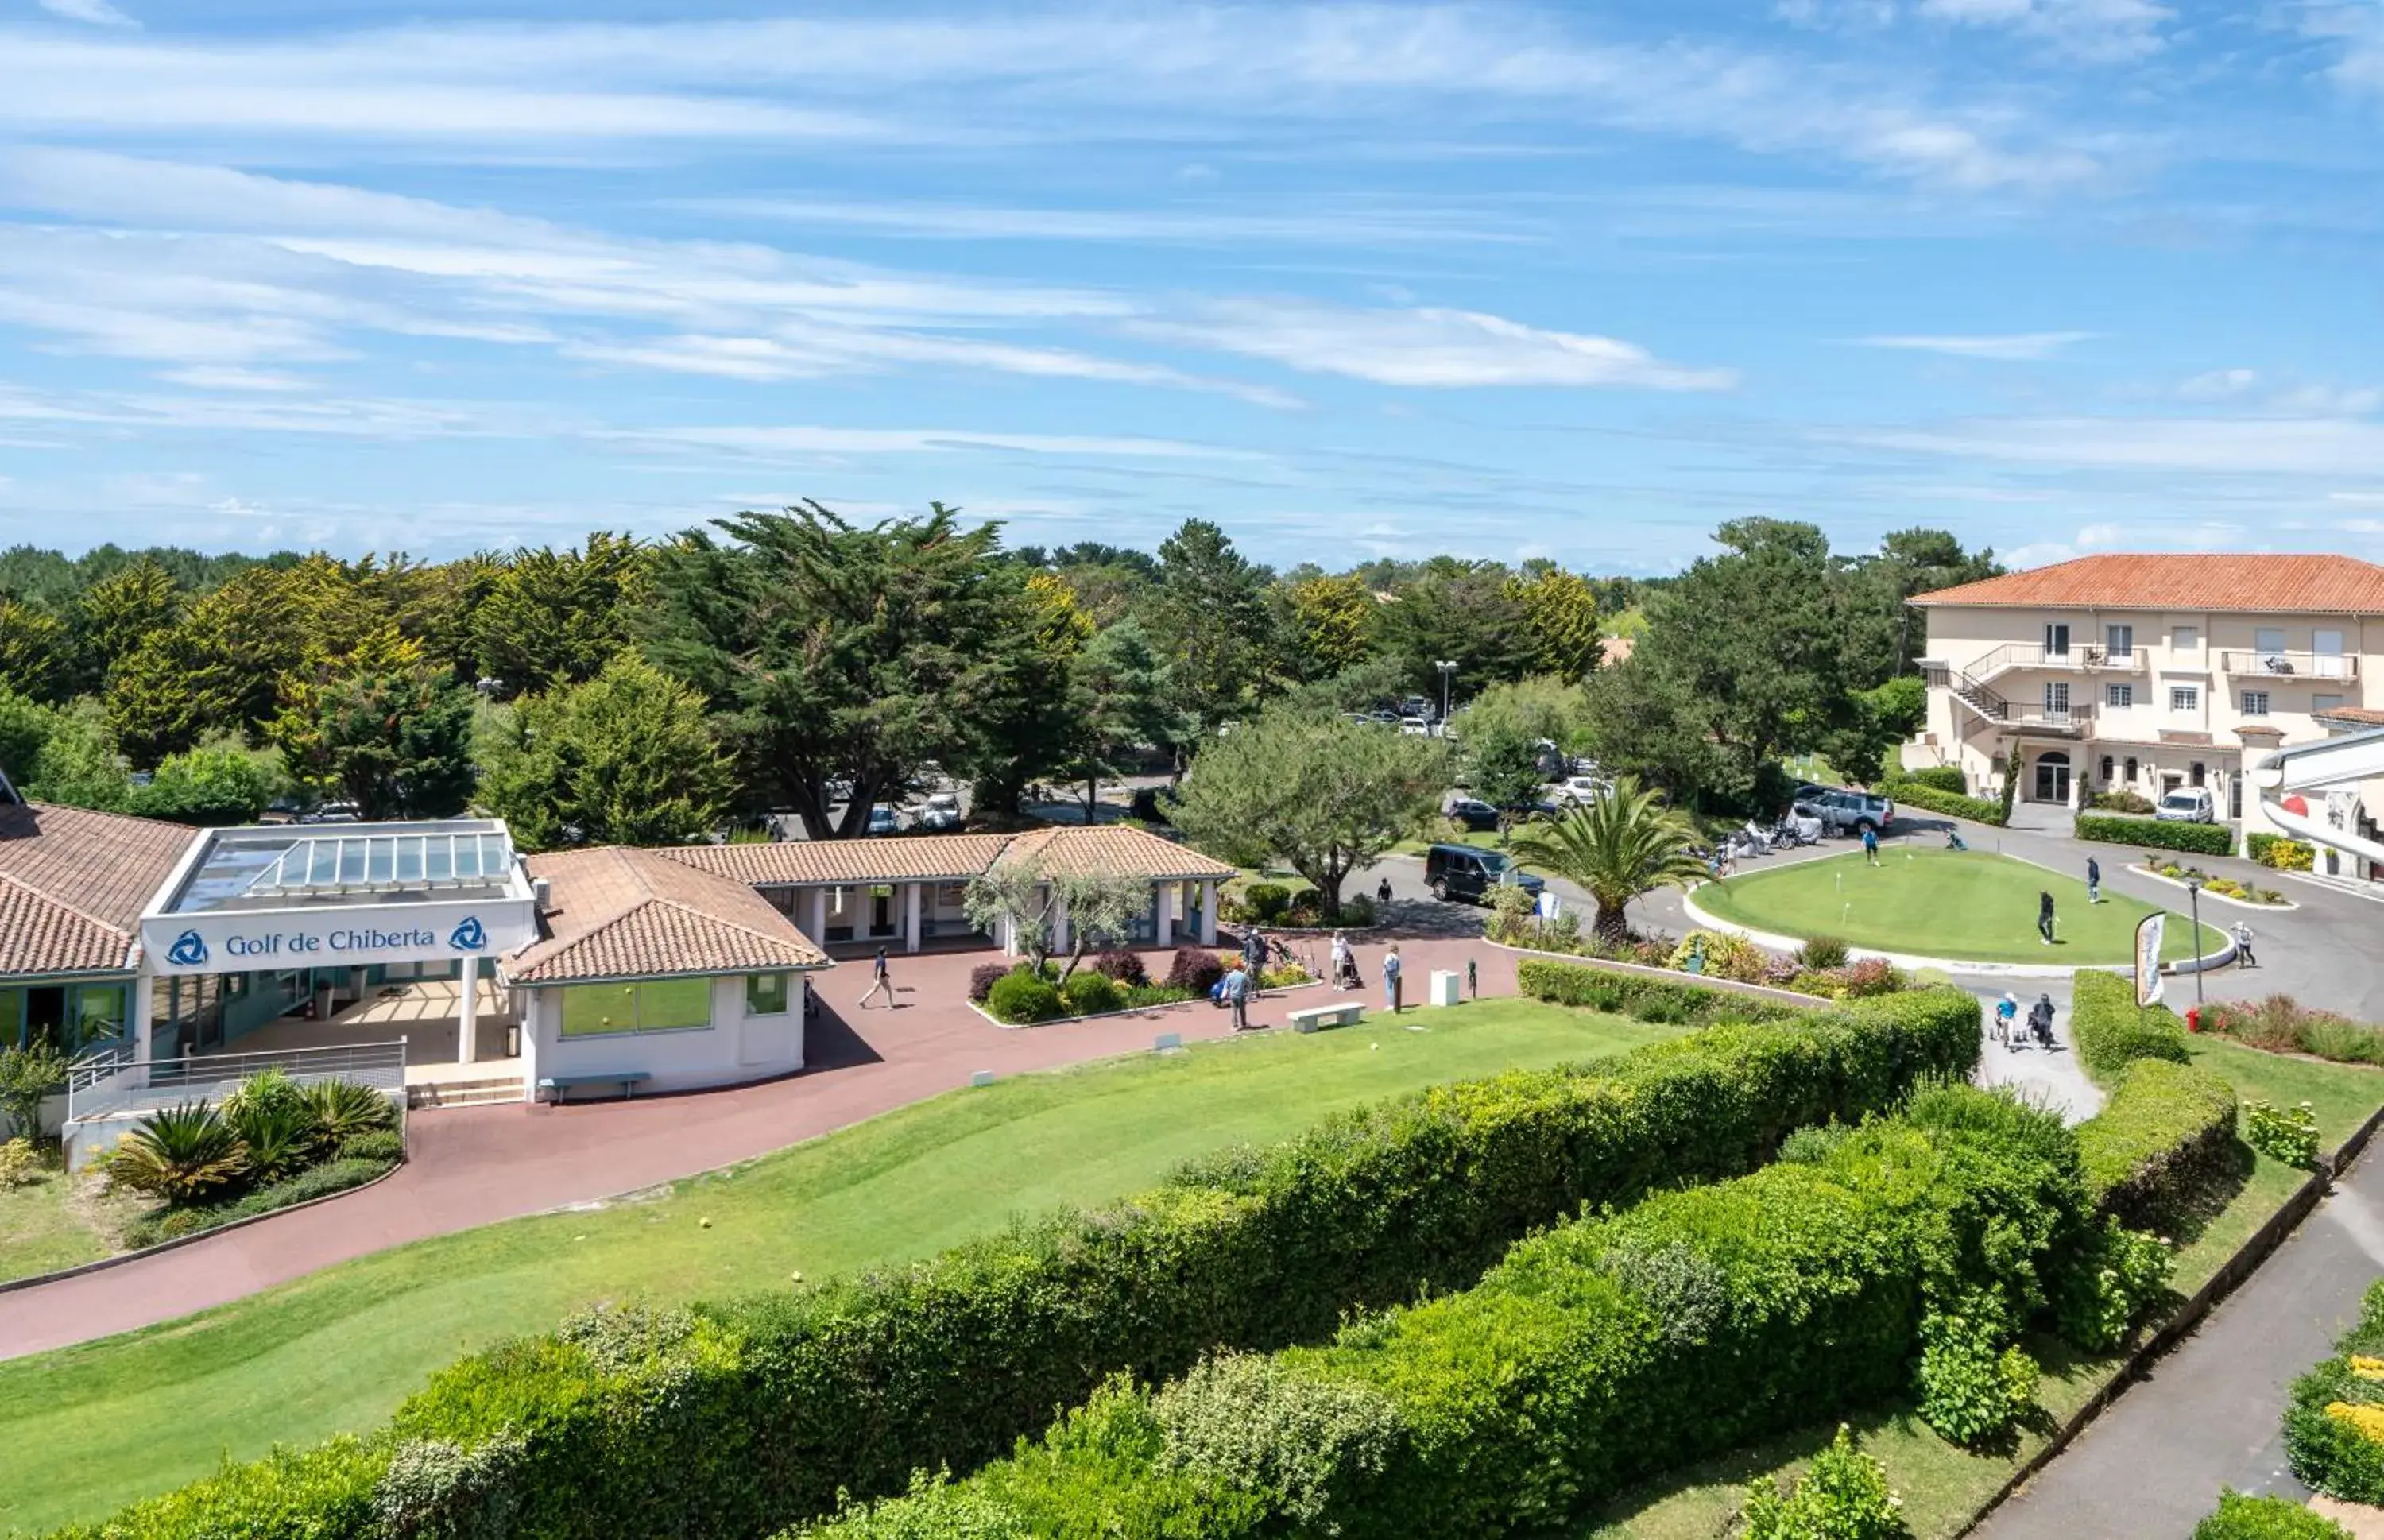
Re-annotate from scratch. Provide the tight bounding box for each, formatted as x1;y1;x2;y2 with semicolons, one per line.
1383;944;1403;1016
2028;992;2057;1049
1466;957;1478;1000
1995;991;2020;1052
2038;891;2057;946
1861;823;1880;867
1376;876;1394;907
1223;962;1252;1031
857;945;896;1008
2235;919;2258;969
1329;931;1353;991
2086;855;2103;903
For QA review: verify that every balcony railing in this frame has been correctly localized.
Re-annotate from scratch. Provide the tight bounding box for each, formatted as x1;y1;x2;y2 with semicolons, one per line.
67;1040;408;1124
1958;643;2145;683
2220;650;2359;682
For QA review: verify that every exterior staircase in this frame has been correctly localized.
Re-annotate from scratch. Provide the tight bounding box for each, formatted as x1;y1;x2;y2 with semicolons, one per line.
1949;671;2011;722
408;1074;524;1109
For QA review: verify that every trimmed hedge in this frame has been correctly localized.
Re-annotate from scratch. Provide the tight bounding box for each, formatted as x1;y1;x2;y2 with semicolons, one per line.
2070;969;2193;1086
1887;764;1969;796
2286;1279;2384;1505
2077;813;2235;857
2194;1492;2348;1539
798;1085;2097;1539
2076;1058;2239;1226
1515;957;1805;1023
1887;782;2007;827
61;988;1982;1540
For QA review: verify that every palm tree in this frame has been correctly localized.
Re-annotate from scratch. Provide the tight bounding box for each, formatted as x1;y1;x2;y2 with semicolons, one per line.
1507;776;1709;944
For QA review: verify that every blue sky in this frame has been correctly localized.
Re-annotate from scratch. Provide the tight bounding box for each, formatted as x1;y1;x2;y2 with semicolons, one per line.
0;1;2379;573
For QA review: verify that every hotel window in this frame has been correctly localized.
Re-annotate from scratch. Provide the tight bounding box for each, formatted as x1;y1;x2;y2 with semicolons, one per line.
2241;690;2270;717
559;977;714;1037
2255;627;2288;657
2044;622;2071;658
2105;624;2134;658
745;972;791;1017
2043;682;2069;717
2100;755;2115;783
2106;683;2133;708
2124;756;2138;782
2170;685;2200;713
2171;625;2199;655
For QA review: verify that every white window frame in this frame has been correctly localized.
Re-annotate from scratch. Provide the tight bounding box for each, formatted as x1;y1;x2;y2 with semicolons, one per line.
2105;623;2134;658
2105;683;2133;708
2171;625;2200;655
2254;627;2288;656
2241;690;2270;717
2170;684;2200;713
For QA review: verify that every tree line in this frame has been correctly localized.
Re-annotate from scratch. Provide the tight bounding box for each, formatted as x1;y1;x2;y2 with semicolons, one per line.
0;510;1992;849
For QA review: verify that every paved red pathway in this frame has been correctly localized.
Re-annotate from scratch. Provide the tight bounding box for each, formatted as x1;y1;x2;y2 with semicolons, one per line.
1;929;1511;1360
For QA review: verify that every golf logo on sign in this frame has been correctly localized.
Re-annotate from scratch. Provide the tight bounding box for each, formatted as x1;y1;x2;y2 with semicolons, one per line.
2134;913;2165;1008
448;916;487;953
165;929;209;968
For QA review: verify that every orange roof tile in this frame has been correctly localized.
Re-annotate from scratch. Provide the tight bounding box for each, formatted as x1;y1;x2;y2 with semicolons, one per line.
2318;706;2384;726
509;846;830;985
0;802;195;979
660;834;1016;888
996;825;1237;881
1912;554;2384;615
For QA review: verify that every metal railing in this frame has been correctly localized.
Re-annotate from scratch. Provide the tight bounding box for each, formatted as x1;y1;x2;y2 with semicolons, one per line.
1959;641;2144;683
67;1040;408;1124
2220;650;2358;682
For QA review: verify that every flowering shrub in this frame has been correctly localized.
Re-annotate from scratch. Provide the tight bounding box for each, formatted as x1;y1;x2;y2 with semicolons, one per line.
2249;834;2316;872
2192;1490;2349;1538
967;962;1009;1004
2056;1219;2174;1352
2246;1100;2322;1169
1163;946;1225;996
1915;1304;2041;1445
2289;1281;2384;1503
1798;935;1852;970
1740;1426;1910;1540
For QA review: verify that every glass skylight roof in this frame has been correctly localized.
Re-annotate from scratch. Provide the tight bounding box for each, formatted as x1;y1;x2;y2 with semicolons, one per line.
246;830;514;897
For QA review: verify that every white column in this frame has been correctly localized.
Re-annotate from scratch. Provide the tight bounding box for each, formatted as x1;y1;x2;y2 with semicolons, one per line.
132;961;159;1089
1198;880;1218;946
1000;914;1019;957
1155;883;1174;948
1049;888;1070;954
807;888;829;946
904;880;923;954
457;956;479;1066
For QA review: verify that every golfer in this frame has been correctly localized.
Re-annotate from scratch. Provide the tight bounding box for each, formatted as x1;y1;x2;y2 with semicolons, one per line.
1995;992;2020;1051
2235;919;2258;969
2038;891;2057;946
1861;824;1880;866
1223;962;1252;1031
1383;944;1403;1016
2086;855;2102;903
857;945;896;1008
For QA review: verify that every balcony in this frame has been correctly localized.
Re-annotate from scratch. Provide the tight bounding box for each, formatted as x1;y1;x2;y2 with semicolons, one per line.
2220;650;2359;683
1959;643;2146;683
2005;702;2096;737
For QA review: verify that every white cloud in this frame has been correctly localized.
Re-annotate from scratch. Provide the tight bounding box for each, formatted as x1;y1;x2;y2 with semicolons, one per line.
616;424;1253;462
674;197;1539;248
37;0;136;26
155;366;311;391
1783;0;2170;61
1833;415;2384;475
1133;300;1736;391
1858;330;2097;360
2177;369;2380;415
2180;366;2260;400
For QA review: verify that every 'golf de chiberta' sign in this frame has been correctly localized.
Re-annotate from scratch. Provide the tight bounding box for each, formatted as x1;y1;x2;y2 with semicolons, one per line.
141;900;536;977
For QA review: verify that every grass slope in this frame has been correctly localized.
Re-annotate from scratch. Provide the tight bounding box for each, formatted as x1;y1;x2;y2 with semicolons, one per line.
0;1159;111;1284
0;1000;1675;1536
1585;1035;2384;1538
1692;849;2220;965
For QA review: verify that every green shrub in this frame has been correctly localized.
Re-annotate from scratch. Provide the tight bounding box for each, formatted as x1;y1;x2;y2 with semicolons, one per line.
1886;783;2007;826
2246;1101;2321;1169
2075;1057;2238;1225
2287;1280;2384;1504
1242;884;1291;923
2076;814;2234;856
984;971;1066;1024
2069;970;2192;1085
41;1437;388;1540
2194;1491;2348;1539
1915;1306;2040;1445
1056;970;1124;1016
1514;956;1810;1024
1891;764;1969;795
2248;834;2316;873
126;1159;396;1248
103;1101;250;1205
1151;1356;1399;1528
2055;1218;2175;1352
1798;935;1852;970
0;1135;40;1188
338;1130;405;1164
1740;1426;1912;1540
304;1079;397;1144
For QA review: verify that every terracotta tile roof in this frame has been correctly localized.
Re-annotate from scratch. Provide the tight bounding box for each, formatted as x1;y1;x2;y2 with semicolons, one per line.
1911;554;2384;614
509;846;830;985
1601;634;1636;667
659;834;1016;888
2234;725;2286;740
656;825;1235;887
997;825;1237;881
2318;706;2384;726
2158;729;2215;745
0;802;195;979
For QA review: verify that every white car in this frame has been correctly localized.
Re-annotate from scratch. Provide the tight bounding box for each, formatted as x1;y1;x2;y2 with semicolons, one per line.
1398;715;1432;736
915;792;963;831
1553;776;1612;806
2154;787;2216;824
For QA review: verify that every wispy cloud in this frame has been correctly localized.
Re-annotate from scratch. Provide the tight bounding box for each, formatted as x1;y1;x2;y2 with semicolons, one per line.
1857;330;2098;360
675;197;1543;248
1133;300;1736;390
35;0;136;28
1832;414;2384;475
1780;0;2171;62
2177;368;2381;415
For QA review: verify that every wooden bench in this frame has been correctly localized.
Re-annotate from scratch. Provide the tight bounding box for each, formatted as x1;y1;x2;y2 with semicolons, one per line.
536;1070;652;1105
1288;1001;1364;1034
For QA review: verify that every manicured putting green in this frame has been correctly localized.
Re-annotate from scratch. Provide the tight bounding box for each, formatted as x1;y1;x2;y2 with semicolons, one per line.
0;1000;1678;1536
1689;849;2222;965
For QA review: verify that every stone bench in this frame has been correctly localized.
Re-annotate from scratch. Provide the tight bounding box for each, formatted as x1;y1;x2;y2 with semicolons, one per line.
1288;1001;1364;1034
536;1070;652;1105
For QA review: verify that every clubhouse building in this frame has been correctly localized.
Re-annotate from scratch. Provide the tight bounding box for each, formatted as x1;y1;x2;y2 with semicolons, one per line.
0;773;1233;1159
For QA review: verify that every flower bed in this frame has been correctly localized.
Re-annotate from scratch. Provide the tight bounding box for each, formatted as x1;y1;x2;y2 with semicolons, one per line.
1493;911;1910;1001
2287;1279;2384;1505
2198;996;2384;1068
2248;833;2317;873
2136;857;2291;907
971;949;1312;1025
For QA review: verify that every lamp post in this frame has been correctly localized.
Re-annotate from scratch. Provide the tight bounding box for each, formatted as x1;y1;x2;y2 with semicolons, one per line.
2185;878;2205;1008
1434;660;1457;729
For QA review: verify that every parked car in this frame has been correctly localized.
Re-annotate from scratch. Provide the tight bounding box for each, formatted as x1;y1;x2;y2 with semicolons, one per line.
1552;775;1613;807
1398;715;1432;736
865;805;901;836
1808;790;1894;834
300;802;362;825
1399;696;1432;720
2154;787;2216;824
1424;843;1546;906
914;792;962;831
1444;796;1500;833
1128;787;1176;826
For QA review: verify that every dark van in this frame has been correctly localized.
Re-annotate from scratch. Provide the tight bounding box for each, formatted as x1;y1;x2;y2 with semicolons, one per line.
1424;844;1546;906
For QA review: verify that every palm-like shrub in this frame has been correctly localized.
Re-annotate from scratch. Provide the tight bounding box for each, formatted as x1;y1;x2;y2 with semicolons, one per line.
106;1101;250;1205
304;1079;397;1143
219;1066;307;1125
230;1098;322;1182
1506;776;1710;942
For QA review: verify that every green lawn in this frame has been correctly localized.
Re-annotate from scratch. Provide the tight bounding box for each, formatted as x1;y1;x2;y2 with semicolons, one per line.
0;1000;1678;1536
1585;1034;2384;1538
1692;849;2222;965
0;1155;114;1284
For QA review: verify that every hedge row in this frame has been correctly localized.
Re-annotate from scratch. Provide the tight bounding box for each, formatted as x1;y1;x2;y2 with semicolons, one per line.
1885;781;2008;827
57;986;1984;1540
2286;1279;2384;1504
2076;1057;2239;1227
1514;956;1806;1023
1885;764;1970;796
797;1085;2112;1539
2071;969;2194;1086
2077;813;2235;857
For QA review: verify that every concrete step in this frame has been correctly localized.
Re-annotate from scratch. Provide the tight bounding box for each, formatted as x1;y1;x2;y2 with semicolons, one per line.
408;1077;524;1109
